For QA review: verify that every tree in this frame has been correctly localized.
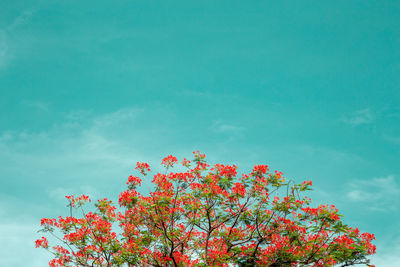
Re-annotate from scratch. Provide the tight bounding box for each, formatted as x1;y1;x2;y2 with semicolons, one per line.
36;152;376;266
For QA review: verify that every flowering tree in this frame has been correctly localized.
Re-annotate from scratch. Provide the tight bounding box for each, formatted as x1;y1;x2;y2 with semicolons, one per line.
36;152;376;266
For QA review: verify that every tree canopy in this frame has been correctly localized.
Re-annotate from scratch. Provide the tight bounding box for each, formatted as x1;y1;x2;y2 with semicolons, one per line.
36;152;376;266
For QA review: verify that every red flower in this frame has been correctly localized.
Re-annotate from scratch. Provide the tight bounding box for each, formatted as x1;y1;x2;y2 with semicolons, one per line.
35;236;49;248
252;164;269;175
135;162;151;175
127;175;142;186
161;155;178;167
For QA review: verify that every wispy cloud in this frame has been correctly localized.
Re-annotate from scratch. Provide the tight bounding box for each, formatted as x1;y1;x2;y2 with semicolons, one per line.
0;222;50;267
212;120;243;133
0;30;9;68
180;89;211;98
373;251;400;267
6;8;37;31
346;175;400;211
370;231;400;267
341;108;374;126
0;107;173;199
0;8;37;69
92;107;143;128
209;120;245;144
22;100;50;112
383;134;400;145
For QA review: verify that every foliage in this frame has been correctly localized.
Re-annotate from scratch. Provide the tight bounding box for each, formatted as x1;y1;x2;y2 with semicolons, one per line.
36;152;376;266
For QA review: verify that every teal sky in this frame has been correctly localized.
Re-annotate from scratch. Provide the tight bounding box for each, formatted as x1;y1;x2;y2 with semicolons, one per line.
1;1;399;266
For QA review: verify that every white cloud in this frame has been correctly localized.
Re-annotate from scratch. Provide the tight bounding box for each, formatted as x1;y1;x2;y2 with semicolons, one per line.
347;190;368;201
0;30;9;68
216;124;241;132
211;120;244;134
342;108;374;126
209;120;245;145
0;107;161;217
383;134;400;145
0;222;51;267
7;8;37;31
0;107;147;169
372;252;400;267
181;89;210;98
274;144;367;174
370;232;400;267
22;100;50;112
0;106;180;203
346;175;400;211
0;8;37;69
91;107;143;129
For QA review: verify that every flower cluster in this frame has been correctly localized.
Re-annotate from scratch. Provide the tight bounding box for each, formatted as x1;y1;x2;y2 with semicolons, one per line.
35;236;48;248
252;164;269;175
213;164;238;178
161;155;178;168
65;194;91;207
135;162;151;175
127;175;141;186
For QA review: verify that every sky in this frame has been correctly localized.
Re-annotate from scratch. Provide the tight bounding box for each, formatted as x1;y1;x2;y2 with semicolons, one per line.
1;0;400;266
